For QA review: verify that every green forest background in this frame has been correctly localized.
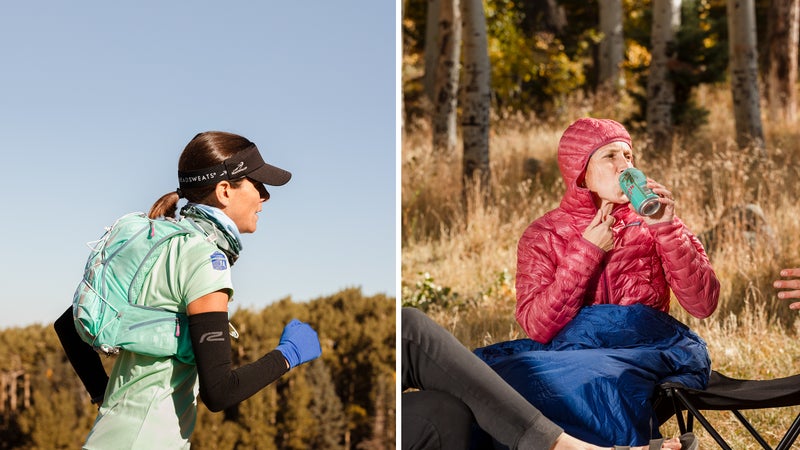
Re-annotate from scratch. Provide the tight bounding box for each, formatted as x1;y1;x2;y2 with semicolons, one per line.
0;288;395;450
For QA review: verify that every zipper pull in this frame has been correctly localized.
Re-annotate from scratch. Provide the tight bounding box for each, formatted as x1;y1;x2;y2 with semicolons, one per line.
175;317;181;337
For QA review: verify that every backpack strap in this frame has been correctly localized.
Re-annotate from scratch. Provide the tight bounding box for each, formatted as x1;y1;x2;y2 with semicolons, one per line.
127;221;194;305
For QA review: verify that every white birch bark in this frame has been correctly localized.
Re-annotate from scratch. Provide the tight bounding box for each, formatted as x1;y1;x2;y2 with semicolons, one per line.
424;0;441;103
431;0;461;154
727;0;765;149
646;0;681;153
598;0;625;92
766;0;799;123
460;0;491;186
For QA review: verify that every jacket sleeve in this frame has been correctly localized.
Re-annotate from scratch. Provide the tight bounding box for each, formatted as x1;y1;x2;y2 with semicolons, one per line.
649;218;719;318
515;223;606;343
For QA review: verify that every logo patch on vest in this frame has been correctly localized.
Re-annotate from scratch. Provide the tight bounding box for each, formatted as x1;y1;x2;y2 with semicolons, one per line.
210;251;228;270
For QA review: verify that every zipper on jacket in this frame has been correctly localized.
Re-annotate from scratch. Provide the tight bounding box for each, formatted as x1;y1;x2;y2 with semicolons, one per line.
602;225;615;304
602;268;612;304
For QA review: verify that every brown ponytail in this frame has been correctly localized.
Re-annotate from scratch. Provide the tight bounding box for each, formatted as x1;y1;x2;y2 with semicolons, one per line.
148;191;181;219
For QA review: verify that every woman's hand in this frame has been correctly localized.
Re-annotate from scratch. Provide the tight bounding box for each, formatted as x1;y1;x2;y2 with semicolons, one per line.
641;178;675;225
774;268;800;309
583;202;615;251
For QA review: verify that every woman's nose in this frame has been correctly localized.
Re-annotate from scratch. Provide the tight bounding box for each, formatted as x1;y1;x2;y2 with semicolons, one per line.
256;183;271;201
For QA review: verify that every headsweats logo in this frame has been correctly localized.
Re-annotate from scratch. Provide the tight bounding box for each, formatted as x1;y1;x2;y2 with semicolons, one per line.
178;172;220;183
230;161;247;175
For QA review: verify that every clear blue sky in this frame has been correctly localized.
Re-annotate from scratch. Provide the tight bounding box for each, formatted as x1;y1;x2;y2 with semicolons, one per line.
0;2;397;329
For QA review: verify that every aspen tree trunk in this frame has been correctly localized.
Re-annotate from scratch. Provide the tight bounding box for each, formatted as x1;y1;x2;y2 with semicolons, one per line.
423;0;441;103
727;0;765;150
460;0;491;190
371;374;386;450
598;0;625;93
766;0;799;124
22;373;29;409
432;0;461;154
9;371;19;413
647;0;681;154
402;0;409;132
1;373;7;416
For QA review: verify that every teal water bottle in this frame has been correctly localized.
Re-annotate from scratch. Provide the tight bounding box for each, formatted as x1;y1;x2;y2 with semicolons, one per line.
619;168;661;216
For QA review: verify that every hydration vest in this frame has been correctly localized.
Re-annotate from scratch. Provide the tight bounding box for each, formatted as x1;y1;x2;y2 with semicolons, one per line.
72;213;198;364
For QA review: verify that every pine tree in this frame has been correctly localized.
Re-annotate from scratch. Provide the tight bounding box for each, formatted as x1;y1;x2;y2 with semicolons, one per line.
275;370;315;449
307;359;347;449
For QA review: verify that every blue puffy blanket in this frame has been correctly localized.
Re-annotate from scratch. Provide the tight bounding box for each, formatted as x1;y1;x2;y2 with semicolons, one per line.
473;304;710;447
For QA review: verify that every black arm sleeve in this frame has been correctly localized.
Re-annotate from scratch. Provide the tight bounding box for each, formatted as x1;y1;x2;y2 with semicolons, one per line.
53;306;109;404
189;311;288;412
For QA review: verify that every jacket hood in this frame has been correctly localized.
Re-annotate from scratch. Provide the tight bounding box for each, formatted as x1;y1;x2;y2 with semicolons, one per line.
557;118;632;215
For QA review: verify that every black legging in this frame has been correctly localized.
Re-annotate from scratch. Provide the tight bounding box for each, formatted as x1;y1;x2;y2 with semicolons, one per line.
401;307;563;450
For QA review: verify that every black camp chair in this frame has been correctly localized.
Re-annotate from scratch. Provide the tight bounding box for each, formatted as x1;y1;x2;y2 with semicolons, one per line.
655;370;800;450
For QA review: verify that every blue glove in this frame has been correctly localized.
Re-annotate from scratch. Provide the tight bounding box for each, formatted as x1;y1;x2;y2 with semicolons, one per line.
275;319;321;369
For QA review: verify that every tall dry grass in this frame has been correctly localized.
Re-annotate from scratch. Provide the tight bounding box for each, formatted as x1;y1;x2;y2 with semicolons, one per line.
401;84;800;448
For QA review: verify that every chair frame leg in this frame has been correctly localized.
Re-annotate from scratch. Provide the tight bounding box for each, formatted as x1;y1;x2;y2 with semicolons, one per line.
667;389;688;434
671;388;733;450
775;413;800;450
665;388;800;450
731;410;771;449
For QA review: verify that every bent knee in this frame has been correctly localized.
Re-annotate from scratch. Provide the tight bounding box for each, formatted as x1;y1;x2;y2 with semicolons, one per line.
402;390;473;450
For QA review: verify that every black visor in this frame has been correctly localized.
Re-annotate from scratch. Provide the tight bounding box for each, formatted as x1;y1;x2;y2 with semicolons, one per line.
178;145;291;189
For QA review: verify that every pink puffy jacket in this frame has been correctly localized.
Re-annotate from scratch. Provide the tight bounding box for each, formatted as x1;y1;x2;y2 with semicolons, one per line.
516;119;719;343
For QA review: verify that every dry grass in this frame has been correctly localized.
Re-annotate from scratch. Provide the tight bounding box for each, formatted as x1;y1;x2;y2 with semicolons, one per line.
401;85;800;448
